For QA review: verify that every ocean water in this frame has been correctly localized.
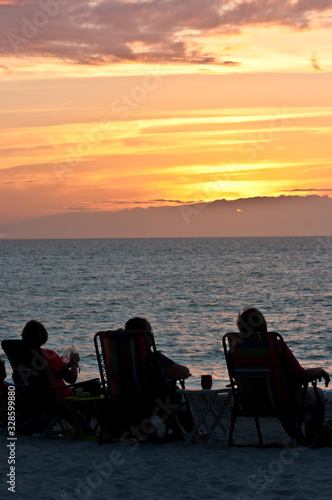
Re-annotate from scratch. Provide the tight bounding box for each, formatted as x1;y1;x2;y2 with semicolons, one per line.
0;237;331;390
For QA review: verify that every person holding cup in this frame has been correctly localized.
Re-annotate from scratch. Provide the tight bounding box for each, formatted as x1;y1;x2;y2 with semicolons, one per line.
21;319;80;402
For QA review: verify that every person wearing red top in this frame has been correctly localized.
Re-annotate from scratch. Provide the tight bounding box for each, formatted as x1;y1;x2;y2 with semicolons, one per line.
21;320;80;403
236;307;330;445
40;348;76;401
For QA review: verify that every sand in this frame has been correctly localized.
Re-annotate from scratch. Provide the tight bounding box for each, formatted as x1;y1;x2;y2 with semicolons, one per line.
1;396;332;500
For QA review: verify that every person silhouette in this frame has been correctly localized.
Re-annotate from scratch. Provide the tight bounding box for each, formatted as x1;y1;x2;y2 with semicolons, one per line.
125;317;195;440
236;307;330;444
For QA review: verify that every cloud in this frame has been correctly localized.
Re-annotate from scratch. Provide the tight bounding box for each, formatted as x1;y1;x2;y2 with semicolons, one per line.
310;51;322;71
284;188;332;193
2;195;331;238
94;199;197;206
151;198;197;204
1;0;332;64
64;205;92;212
0;64;11;71
221;60;241;66
221;0;332;31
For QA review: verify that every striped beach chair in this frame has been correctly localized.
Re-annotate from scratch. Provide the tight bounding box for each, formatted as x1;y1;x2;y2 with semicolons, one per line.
223;331;304;446
94;330;161;437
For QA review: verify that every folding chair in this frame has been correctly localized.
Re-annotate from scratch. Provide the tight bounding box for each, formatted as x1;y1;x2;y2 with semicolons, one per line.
223;331;324;446
2;339;71;439
94;330;187;442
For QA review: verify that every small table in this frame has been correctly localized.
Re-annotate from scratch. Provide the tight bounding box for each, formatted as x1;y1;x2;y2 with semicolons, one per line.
64;395;111;444
177;388;232;445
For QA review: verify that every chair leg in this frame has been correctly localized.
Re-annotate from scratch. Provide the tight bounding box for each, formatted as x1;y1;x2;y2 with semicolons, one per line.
227;410;236;446
58;416;71;438
16;410;41;434
41;414;62;440
254;416;264;446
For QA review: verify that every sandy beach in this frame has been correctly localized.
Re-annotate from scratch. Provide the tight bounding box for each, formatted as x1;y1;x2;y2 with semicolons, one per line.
1;395;331;500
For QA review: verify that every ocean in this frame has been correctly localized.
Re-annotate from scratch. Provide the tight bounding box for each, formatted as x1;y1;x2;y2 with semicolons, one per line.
0;236;331;390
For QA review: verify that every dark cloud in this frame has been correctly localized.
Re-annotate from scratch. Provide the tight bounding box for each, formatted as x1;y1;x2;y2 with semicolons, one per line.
151;199;194;204
94;199;195;205
1;0;331;64
64;205;92;212
3;195;331;238
285;188;332;192
220;60;241;66
220;0;332;30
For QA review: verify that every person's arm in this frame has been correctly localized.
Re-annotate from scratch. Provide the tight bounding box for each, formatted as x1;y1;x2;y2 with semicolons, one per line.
304;367;330;387
58;364;78;384
58;352;80;384
284;342;330;387
165;362;191;380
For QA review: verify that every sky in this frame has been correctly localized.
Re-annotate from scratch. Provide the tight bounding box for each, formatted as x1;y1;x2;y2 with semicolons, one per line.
0;0;332;236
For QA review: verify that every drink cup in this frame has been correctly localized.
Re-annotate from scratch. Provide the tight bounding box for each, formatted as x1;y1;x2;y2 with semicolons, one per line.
201;374;212;389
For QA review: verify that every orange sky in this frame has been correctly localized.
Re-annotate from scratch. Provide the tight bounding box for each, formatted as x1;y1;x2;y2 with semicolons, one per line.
0;1;332;227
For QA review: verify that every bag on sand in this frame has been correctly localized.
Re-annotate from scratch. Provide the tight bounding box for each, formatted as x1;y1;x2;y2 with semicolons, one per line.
316;420;332;447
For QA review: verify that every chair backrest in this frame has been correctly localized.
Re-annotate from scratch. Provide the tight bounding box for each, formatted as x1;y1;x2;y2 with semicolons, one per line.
94;330;160;414
1;339;61;412
223;331;296;416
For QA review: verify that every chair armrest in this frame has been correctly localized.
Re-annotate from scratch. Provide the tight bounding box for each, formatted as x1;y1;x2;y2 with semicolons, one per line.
56;378;102;396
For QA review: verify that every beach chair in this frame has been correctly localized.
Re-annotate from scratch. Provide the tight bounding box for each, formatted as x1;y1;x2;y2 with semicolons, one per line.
222;331;323;446
94;330;186;441
1;339;71;439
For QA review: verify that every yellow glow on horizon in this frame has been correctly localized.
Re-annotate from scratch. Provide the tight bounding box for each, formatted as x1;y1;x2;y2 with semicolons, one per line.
1;3;332;229
1;106;331;204
0;70;331;221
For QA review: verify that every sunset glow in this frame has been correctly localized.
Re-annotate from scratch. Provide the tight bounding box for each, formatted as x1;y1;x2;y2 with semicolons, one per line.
1;0;332;233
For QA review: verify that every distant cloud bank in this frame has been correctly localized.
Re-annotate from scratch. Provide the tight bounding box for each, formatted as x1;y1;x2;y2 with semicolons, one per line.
1;195;331;239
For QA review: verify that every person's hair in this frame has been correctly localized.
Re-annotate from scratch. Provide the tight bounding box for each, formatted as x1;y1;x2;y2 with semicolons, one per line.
236;307;267;333
125;317;152;332
21;319;49;346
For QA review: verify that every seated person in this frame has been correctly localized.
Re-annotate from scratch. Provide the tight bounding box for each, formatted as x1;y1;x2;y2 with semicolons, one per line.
21;320;80;402
125;317;195;439
236;307;330;444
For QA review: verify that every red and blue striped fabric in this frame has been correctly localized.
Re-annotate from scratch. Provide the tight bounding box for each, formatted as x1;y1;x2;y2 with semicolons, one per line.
96;330;158;412
227;332;294;416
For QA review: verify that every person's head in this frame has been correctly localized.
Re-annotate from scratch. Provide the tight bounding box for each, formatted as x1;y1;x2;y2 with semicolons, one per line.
236;307;267;333
125;317;152;333
21;319;49;346
124;317;154;347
